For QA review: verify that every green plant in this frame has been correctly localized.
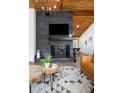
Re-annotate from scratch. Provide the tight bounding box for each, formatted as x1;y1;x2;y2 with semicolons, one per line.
40;56;53;64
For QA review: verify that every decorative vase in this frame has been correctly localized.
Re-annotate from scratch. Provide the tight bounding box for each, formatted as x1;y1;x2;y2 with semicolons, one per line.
45;63;50;68
36;50;40;59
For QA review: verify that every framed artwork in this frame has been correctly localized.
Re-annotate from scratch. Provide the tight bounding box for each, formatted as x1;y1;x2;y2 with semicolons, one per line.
89;36;92;42
85;40;87;45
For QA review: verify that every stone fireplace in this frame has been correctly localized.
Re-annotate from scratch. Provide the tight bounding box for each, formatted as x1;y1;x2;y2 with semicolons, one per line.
36;11;73;59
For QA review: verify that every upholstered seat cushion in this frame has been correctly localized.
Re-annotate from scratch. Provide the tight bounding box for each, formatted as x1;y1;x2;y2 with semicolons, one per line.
29;65;43;85
80;55;94;81
83;62;94;76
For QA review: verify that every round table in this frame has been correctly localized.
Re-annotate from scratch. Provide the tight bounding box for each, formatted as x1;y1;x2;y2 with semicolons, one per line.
42;64;58;91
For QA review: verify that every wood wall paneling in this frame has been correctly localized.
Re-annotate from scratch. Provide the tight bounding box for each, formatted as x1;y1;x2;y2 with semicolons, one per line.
29;0;94;11
73;16;94;37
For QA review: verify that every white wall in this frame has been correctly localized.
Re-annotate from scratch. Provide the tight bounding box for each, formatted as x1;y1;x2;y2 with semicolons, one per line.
29;8;36;62
79;23;94;55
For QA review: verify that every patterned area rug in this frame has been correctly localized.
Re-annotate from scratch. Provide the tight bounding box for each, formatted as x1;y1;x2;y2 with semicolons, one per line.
32;66;93;93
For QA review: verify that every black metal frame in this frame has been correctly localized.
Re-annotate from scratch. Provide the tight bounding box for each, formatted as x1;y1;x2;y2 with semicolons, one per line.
43;73;54;91
29;85;31;93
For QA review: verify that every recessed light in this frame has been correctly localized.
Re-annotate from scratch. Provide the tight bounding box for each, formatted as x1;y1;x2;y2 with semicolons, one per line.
36;0;38;3
42;6;45;10
49;7;52;11
76;25;80;28
57;0;60;2
53;5;57;9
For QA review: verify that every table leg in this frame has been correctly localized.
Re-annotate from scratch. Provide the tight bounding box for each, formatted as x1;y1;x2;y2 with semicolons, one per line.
50;74;53;91
44;74;46;83
29;85;31;93
52;73;54;81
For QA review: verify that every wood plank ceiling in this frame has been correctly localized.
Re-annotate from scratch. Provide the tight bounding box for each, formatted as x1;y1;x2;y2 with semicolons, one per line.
29;0;94;37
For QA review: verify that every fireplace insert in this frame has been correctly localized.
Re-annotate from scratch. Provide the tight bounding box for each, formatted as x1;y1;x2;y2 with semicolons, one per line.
51;45;70;58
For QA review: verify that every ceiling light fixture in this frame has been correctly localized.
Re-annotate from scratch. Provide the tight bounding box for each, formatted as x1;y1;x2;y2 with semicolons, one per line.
35;0;61;11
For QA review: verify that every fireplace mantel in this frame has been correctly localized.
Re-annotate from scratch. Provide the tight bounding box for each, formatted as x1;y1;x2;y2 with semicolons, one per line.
49;36;73;41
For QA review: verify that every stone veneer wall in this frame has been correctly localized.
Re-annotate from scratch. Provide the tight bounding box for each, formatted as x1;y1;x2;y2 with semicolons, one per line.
36;11;73;57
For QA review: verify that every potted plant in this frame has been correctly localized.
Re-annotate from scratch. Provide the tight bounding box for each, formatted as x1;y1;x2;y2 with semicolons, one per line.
40;56;53;68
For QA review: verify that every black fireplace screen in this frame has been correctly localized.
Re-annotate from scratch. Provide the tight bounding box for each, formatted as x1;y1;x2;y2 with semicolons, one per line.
51;45;70;58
